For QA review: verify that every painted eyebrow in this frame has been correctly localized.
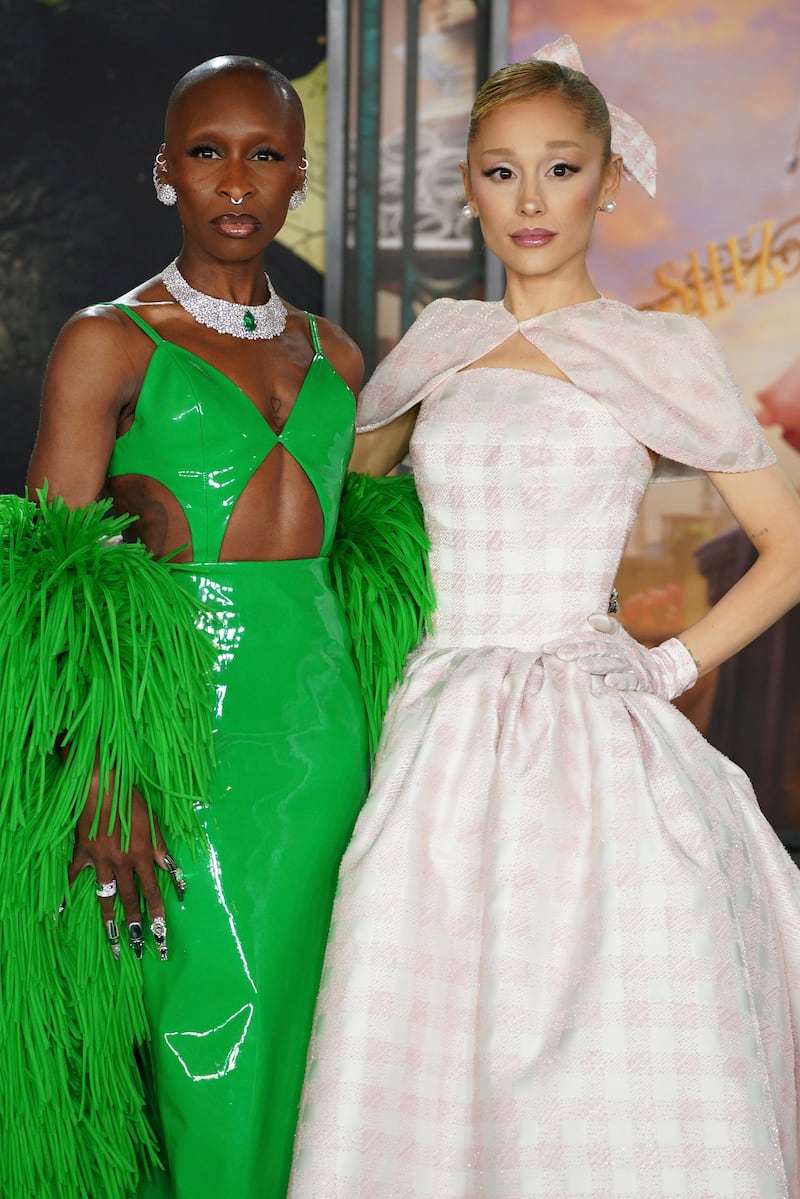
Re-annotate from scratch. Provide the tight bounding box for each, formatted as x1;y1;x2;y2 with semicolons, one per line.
480;140;584;155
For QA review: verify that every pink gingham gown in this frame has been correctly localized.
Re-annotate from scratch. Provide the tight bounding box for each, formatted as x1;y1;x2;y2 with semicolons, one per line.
289;298;800;1198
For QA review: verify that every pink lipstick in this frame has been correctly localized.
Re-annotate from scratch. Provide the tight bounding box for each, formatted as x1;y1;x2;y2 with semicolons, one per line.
510;227;556;248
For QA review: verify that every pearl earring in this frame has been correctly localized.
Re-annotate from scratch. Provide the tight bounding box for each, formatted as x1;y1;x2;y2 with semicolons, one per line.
461;203;476;219
153;151;177;206
289;157;309;210
601;199;617;213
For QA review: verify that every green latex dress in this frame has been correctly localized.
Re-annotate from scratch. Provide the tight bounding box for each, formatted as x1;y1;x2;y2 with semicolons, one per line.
108;305;370;1198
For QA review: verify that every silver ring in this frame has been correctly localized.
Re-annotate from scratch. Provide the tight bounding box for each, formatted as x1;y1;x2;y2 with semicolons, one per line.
230;196;244;205
163;853;187;896
150;916;168;962
95;879;118;899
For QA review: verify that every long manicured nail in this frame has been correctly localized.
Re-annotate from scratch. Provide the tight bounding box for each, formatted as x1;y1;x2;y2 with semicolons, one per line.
128;922;144;959
163;854;186;899
105;919;121;960
150;916;168;962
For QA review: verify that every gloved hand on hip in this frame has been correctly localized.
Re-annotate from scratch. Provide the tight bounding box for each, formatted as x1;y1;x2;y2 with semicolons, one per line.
544;612;698;702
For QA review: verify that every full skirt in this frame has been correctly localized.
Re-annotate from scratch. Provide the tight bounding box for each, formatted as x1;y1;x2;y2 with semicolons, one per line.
289;645;800;1198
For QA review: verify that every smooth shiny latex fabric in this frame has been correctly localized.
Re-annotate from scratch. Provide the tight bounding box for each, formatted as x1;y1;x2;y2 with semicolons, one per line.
109;305;353;561
142;559;368;1199
109;307;369;1198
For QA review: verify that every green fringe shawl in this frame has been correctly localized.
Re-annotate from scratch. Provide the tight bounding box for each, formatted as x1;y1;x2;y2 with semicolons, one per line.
0;492;215;1199
0;474;432;1197
331;471;435;756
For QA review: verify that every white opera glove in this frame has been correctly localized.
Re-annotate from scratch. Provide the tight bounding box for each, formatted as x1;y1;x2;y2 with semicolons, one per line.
545;613;698;702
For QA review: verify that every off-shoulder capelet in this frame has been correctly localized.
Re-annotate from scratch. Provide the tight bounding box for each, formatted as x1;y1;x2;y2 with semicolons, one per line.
356;297;775;482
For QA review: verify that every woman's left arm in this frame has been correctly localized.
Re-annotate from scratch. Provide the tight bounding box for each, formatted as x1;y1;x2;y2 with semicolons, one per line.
679;463;800;675
550;463;800;701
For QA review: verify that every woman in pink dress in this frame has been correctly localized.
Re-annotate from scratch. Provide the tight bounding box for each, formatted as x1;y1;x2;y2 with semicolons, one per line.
289;37;800;1198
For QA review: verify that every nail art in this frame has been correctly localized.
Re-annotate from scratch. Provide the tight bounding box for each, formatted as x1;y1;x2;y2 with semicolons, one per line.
163;853;187;898
105;919;121;960
128;922;144;960
150;915;168;962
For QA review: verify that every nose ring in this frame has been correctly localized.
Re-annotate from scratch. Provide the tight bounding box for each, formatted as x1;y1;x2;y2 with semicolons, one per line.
231;196;244;205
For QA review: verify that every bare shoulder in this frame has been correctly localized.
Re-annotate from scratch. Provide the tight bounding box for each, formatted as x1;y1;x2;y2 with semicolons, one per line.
48;302;142;381
40;299;156;438
310;314;364;396
30;304;144;502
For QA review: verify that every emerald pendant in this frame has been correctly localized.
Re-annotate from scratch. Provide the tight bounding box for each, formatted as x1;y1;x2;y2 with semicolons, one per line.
161;260;288;339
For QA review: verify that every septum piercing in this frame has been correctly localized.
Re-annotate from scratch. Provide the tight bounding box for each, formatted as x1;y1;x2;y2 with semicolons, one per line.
231;197;244;205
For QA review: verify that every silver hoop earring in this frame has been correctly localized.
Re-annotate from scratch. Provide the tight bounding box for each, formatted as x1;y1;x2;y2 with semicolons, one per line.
601;199;617;213
289;156;309;210
153;151;177;206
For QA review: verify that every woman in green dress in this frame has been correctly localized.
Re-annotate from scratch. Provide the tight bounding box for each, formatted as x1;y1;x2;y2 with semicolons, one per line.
21;55;371;1199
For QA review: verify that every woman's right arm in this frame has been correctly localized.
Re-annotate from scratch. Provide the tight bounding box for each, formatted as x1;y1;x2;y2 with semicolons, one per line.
27;309;177;960
27;308;132;502
349;405;420;477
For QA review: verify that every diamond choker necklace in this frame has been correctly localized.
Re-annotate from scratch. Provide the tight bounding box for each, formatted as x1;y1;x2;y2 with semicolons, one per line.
162;258;287;340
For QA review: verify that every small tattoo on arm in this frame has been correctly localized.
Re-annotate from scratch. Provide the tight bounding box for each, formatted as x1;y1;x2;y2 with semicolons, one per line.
112;478;169;555
750;526;769;541
677;638;701;672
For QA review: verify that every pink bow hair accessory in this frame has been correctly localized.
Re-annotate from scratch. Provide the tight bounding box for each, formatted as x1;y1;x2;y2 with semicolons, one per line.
530;33;657;197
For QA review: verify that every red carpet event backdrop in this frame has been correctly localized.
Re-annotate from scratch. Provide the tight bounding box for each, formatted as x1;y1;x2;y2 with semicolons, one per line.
3;0;798;835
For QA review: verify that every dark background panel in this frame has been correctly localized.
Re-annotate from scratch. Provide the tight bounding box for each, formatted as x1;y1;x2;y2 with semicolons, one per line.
0;0;325;494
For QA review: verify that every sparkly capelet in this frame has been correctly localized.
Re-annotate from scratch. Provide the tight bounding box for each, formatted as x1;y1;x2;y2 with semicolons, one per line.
355;297;775;482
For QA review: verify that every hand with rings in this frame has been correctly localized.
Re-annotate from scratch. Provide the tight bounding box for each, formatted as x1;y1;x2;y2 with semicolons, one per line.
67;760;187;963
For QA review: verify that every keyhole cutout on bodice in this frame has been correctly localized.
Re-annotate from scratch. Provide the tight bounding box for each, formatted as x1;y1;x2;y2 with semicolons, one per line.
460;332;574;383
110;474;191;560
219;445;324;561
110;446;325;565
108;308;340;565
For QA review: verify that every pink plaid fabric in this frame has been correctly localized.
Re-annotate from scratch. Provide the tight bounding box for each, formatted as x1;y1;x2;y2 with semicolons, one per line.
531;34;657;198
355;298;775;484
288;310;798;1198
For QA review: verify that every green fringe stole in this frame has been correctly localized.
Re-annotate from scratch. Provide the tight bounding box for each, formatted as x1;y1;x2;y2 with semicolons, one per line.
0;492;215;1199
331;471;435;755
0;473;432;1196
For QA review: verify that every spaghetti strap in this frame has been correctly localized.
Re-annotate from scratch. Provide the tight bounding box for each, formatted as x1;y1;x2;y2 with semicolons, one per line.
306;312;323;356
110;303;164;346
